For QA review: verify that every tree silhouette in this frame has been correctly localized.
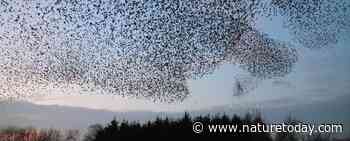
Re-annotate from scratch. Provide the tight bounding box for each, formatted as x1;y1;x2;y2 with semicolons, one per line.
39;129;63;141
83;124;103;141
64;129;80;141
275;116;300;141
86;112;273;140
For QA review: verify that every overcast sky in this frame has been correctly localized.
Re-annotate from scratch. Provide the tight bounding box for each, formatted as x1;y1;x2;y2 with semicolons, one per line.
0;1;349;137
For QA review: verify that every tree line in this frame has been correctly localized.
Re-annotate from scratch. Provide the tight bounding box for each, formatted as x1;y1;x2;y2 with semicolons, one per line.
0;112;343;141
83;113;336;141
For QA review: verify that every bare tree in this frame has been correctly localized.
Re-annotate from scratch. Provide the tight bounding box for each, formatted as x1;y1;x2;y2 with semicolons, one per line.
38;129;62;141
64;129;80;141
83;124;103;141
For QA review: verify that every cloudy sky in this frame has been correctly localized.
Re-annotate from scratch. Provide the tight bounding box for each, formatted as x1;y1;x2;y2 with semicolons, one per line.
0;0;349;137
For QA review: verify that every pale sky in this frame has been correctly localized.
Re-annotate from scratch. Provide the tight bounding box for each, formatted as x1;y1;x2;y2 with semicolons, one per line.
0;1;349;137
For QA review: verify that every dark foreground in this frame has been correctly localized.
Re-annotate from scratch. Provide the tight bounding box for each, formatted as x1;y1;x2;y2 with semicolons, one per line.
0;113;346;141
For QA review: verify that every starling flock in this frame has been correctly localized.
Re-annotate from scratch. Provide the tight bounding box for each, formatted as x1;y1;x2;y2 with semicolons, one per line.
0;0;348;102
